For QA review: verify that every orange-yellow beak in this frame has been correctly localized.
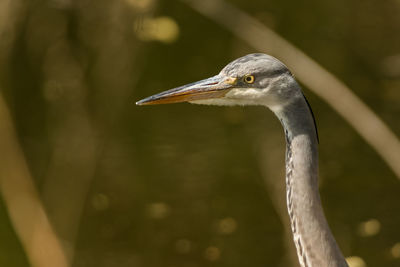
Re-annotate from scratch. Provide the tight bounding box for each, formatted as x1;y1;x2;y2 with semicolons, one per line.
136;75;237;105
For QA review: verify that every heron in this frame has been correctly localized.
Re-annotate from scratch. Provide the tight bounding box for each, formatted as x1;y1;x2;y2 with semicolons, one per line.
136;53;348;267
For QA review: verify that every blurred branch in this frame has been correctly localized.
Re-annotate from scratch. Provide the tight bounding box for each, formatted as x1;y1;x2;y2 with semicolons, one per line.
0;1;69;267
0;92;70;267
40;38;98;261
40;0;143;262
182;0;400;180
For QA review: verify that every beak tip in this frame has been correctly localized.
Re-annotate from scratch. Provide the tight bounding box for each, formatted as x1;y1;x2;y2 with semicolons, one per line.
136;99;148;106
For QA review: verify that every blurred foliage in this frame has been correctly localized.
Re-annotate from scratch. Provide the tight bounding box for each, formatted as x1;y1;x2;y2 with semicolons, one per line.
0;0;400;266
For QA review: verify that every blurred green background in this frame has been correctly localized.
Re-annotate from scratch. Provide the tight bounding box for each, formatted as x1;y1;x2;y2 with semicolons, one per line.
1;0;400;266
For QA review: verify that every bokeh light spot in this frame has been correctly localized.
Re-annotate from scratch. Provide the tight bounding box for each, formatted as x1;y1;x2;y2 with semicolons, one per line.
391;242;400;258
381;54;400;77
346;256;367;267
217;217;237;235
357;218;381;237
125;0;155;11
91;193;110;211
134;16;179;43
204;246;220;261
147;202;170;219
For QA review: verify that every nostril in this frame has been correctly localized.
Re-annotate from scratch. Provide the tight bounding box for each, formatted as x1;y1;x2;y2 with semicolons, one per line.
204;82;219;86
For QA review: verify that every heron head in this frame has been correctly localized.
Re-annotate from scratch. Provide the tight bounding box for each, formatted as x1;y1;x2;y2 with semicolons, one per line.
136;53;301;111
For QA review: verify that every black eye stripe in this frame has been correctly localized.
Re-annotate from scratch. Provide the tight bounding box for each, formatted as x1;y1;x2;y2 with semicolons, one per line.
240;69;289;83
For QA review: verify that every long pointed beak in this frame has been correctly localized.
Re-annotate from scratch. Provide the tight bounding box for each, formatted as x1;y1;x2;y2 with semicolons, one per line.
136;75;237;105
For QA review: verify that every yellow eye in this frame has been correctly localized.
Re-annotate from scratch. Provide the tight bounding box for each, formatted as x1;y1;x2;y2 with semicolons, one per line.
244;75;255;84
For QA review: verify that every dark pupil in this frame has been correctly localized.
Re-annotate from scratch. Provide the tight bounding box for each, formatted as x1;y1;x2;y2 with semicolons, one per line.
246;76;252;82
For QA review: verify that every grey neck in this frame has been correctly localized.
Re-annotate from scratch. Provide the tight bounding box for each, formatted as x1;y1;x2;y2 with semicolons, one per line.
273;96;348;267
